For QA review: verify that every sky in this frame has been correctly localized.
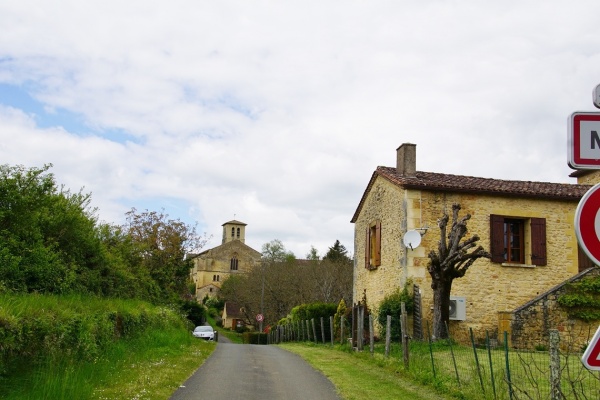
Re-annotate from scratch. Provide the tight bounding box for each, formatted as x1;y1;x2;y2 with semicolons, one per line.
1;1;600;258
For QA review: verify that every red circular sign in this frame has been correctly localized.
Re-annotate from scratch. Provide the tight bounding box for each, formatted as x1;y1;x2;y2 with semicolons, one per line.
256;314;264;322
575;183;600;265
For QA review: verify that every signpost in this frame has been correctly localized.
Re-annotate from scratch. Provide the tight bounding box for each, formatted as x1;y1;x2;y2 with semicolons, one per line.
568;112;600;169
572;86;600;371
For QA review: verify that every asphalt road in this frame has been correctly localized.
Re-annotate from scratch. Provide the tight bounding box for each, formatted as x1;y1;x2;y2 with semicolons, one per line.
169;342;341;400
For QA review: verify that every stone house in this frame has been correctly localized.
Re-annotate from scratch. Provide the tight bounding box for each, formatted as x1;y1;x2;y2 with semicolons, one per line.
351;143;596;344
221;302;245;330
188;220;262;300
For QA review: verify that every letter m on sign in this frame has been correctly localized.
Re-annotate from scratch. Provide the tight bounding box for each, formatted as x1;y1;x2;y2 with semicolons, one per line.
582;326;600;370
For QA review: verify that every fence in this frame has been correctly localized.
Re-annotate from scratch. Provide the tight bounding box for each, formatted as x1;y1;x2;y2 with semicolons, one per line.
268;314;600;400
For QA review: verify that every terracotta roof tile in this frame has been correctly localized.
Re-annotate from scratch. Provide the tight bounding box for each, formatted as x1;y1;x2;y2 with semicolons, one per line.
351;166;591;223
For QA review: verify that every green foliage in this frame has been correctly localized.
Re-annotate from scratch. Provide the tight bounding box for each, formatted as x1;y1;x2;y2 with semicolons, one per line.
290;302;337;322
334;298;349;340
557;274;600;321
242;332;268;344
377;283;414;341
323;239;351;264
179;300;207;326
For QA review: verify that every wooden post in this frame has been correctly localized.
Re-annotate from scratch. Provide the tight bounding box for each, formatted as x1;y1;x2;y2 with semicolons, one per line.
357;305;364;351
549;330;561;400
305;320;310;341
401;302;409;368
312;318;317;344
369;314;374;355
320;317;325;344
340;315;345;345
385;315;391;357
329;315;334;346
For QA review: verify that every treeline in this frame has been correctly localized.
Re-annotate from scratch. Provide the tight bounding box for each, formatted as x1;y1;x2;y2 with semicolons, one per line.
0;164;206;304
219;239;353;326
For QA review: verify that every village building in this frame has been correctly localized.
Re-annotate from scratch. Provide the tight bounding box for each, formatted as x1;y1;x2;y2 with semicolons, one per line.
351;143;597;344
188;220;262;300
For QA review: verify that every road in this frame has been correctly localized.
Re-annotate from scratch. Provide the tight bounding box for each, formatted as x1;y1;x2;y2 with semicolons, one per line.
169;341;341;400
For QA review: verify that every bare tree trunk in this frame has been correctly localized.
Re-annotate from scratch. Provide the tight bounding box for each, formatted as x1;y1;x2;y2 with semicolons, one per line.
431;279;452;340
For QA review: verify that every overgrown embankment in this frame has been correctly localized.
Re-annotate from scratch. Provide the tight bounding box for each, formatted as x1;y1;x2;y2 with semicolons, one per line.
0;293;214;399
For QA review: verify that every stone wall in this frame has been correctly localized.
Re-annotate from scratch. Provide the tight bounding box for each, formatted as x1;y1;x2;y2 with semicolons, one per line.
510;267;600;350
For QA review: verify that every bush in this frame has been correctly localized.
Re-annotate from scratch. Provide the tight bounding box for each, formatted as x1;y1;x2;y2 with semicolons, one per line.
377;284;413;341
242;332;267;344
179;300;206;326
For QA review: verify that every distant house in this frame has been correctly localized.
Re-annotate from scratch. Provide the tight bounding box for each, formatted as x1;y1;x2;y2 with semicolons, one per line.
351;143;595;343
188;220;262;300
222;302;246;330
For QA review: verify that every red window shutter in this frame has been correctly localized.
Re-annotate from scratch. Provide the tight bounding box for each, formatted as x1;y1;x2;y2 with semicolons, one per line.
490;215;505;263
530;218;546;266
374;221;382;267
365;226;370;269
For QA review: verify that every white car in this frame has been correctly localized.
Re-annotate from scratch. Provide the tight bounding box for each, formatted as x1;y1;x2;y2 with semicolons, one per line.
192;325;215;340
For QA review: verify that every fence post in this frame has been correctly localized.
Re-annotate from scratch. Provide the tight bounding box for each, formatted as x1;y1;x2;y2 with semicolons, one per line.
445;321;460;388
385;315;391;357
340;315;345;345
306;320;310;341
369;314;374;355
486;331;496;399
330;315;334;346
401;302;409;369
320;317;326;344
549;329;562;400
469;327;485;395
312;318;317;344
358;305;364;351
504;331;513;400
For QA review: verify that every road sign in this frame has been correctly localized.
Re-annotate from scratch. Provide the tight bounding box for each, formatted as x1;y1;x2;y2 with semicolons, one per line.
568;112;600;169
594;85;600;109
575;183;600;266
582;325;600;370
256;314;264;322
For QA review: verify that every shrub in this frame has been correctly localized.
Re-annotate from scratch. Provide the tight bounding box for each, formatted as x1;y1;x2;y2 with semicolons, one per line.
377;283;413;341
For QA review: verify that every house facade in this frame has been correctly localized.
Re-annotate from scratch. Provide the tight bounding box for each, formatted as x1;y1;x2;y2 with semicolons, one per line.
352;143;594;342
189;220;262;300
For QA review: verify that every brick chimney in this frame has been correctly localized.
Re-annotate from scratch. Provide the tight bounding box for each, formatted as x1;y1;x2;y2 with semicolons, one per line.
396;143;416;177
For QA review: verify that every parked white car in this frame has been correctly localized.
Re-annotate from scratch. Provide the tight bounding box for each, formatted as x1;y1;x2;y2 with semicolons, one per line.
192;325;215;340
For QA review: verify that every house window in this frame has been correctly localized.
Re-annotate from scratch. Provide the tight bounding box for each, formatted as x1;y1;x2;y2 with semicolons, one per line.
231;227;235;237
490;215;546;266
365;220;381;270
237;227;240;238
230;255;239;270
213;275;220;282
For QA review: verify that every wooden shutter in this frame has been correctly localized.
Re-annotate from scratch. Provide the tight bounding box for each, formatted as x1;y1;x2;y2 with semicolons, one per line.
530;218;546;266
374;221;382;267
578;245;595;272
365;226;370;269
490;214;505;263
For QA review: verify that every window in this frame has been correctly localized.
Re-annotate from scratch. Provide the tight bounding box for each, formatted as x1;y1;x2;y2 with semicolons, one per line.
490;215;546;266
213;275;220;282
231;227;235;238
365;221;381;270
230;255;239;271
237;227;240;238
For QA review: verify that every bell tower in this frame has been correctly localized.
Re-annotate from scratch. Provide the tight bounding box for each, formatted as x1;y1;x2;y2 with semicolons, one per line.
221;220;247;244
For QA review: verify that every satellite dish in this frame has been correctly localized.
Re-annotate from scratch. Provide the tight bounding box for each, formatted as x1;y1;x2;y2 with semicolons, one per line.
403;230;422;250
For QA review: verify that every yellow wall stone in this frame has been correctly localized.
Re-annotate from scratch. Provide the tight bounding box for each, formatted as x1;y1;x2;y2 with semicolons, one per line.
354;175;582;340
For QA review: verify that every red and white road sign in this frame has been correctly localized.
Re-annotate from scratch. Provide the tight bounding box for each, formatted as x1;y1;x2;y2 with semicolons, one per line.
582;325;600;370
256;314;264;322
568;112;600;169
575;183;600;266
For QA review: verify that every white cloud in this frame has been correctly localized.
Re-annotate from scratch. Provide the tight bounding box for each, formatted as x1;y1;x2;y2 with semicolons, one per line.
1;0;600;256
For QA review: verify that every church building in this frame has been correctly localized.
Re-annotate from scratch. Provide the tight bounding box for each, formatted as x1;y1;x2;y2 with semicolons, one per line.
188;220;262;300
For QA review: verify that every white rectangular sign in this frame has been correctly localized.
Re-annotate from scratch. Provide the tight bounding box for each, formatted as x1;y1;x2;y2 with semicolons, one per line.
568;112;600;169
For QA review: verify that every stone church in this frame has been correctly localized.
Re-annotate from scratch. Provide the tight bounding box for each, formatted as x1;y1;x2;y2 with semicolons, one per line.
188;220;262;300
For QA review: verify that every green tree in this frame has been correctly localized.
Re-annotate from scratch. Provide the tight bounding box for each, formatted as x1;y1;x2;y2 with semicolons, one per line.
323;239;351;264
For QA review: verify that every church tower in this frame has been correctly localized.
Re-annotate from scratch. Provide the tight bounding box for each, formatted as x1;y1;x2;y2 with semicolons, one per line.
222;220;247;244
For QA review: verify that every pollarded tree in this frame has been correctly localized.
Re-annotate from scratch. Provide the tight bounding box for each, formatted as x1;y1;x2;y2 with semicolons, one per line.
427;203;490;339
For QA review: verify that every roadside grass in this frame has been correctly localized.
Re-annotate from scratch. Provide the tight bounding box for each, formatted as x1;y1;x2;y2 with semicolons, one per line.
280;342;458;400
0;294;216;400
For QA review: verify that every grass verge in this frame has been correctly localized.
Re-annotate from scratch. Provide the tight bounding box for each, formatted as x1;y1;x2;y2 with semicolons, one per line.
279;342;456;400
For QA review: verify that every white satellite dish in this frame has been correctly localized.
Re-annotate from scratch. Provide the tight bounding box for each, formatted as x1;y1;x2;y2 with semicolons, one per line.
403;230;422;250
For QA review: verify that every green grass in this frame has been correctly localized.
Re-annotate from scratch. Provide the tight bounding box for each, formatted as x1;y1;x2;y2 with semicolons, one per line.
280;342;456;400
0;294;217;400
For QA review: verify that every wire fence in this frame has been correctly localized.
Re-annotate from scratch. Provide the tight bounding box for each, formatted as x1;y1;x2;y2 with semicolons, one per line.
268;316;600;400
